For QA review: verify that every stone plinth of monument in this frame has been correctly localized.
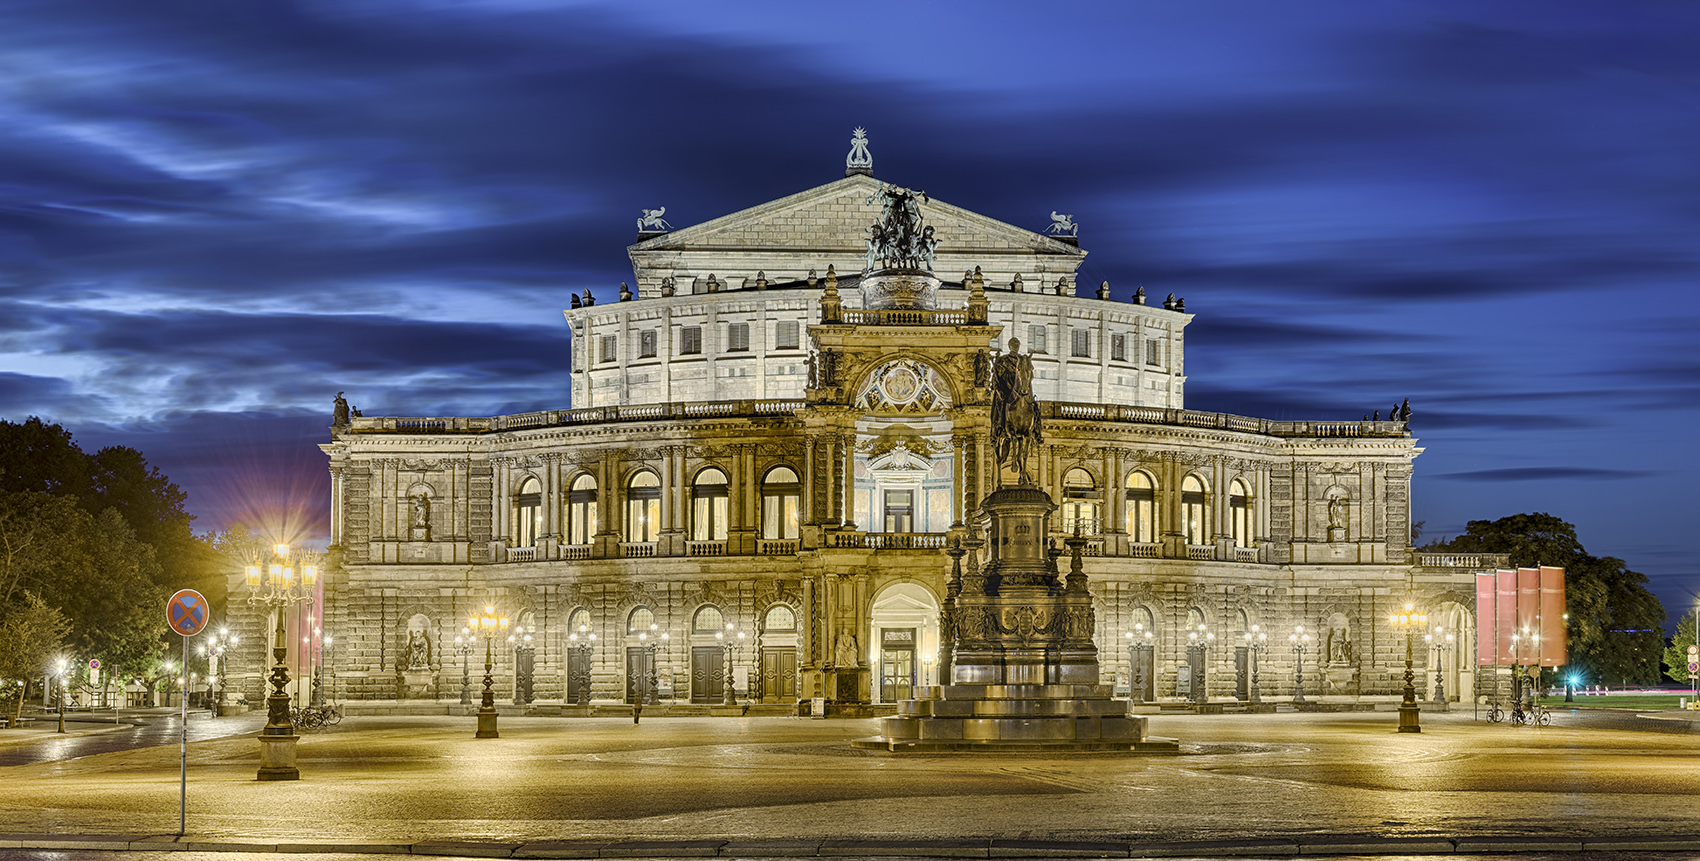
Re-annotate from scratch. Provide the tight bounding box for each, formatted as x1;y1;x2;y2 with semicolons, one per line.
856;486;1178;754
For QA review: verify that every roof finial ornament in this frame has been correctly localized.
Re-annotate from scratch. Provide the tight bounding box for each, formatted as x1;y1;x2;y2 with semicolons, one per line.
1046;211;1078;237
846;127;874;177
637;207;671;233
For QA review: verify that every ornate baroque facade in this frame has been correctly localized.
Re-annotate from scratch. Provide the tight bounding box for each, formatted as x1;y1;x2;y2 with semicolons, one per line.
237;136;1503;712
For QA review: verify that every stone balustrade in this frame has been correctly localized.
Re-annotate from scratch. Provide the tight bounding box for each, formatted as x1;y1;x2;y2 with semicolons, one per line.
1417;552;1512;570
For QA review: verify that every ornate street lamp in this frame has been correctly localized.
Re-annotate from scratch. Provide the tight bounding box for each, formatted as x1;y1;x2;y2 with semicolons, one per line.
1289;626;1311;704
454;627;474;706
1124;624;1153;705
1427;626;1454;706
1186;625;1213;705
1389;602;1428;733
716;623;747;706
568;625;596;706
245;543;319;780
1243;626;1266;704
636;624;668;706
200;629;239;715
468;605;509;738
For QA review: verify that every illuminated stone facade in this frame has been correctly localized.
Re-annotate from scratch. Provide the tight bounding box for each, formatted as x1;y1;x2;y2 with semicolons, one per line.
235;154;1502;713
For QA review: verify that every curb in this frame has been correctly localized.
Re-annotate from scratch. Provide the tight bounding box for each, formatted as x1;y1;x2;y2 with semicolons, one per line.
3;834;1700;857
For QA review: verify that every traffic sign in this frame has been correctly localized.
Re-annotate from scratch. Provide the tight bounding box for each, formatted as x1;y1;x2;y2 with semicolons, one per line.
1688;644;1697;656
1689;662;1698;674
166;589;209;637
89;659;100;670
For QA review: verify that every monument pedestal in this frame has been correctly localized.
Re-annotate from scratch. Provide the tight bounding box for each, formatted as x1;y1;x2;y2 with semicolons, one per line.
857;486;1178;755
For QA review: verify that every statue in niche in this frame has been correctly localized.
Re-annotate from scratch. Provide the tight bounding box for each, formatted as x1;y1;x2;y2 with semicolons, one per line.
973;349;990;388
990;338;1043;486
834;633;859;668
1326;621;1351;665
1327;493;1348;531
806;352;818;388
411;493;431;529
333;392;349;426
405;630;433;670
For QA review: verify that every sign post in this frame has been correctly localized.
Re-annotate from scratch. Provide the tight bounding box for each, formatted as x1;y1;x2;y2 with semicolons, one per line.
166;589;208;838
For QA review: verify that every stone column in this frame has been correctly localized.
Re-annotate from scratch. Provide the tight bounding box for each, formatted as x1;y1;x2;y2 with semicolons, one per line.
841;431;857;530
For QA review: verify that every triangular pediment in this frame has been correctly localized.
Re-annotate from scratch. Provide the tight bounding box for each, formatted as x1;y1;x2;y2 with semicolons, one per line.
631;173;1084;262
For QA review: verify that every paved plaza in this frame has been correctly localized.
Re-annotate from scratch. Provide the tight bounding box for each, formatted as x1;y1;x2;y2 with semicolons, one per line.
1;709;1698;858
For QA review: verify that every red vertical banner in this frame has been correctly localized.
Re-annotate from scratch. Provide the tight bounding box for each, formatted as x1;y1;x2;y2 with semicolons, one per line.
1475;573;1497;666
1539;566;1568;667
1496;570;1517;664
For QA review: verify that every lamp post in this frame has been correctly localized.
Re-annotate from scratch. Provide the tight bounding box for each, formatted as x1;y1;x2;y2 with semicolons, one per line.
54;659;67;733
201;629;238;716
469;605;509;738
1389;602;1428;733
1428;626;1453;706
1243;626;1266;704
637;624;668;705
717;623;747;706
454;627;473;706
245;543;318;780
1289;626;1311;704
568;625;596;706
1186;625;1213;704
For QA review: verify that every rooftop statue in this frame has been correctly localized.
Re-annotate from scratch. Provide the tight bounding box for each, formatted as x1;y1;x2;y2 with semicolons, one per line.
846;126;873;175
637;207;671;232
864;185;936;273
990;338;1043;486
1046;211;1078;237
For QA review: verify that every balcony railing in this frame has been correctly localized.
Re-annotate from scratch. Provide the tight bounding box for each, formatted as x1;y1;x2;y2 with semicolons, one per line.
839;308;968;326
561;544;592;560
1128;542;1161;558
686;540;726;557
758;540;798;556
1417;552;1511;570
506;546;537;563
1233;547;1259;563
827;532;951;550
1186;544;1214;561
620;542;656;558
347;401;1409;439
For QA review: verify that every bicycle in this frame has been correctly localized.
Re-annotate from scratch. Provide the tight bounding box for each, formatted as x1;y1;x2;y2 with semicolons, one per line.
1486;702;1505;723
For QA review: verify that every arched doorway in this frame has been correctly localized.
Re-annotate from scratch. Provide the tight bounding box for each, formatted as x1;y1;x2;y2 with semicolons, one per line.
1430;601;1474;703
869;582;940;703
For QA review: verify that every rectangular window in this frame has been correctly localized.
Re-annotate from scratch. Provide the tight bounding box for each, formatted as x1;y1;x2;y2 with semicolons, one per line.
599;335;617;363
1146;337;1163;367
1027;324;1048;354
775;320;800;351
883;489;914;533
1071;328;1091;358
727;322;750;352
680;326;702;355
638;329;657;359
1111;333;1126;362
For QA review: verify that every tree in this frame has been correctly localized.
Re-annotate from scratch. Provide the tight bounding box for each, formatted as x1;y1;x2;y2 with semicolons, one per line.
1425;512;1666;686
1663;613;1698;684
0;592;69;724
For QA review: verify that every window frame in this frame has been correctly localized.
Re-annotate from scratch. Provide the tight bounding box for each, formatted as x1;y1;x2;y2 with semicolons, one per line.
680;326;703;356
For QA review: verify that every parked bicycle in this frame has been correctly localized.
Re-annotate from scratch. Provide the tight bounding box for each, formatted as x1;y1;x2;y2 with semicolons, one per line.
288;704;343;731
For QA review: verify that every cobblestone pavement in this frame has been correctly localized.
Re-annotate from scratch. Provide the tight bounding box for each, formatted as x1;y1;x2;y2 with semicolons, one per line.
0;710;1696;850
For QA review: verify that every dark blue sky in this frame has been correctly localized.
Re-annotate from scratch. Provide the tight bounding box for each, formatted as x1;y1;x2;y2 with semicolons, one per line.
3;1;1696;621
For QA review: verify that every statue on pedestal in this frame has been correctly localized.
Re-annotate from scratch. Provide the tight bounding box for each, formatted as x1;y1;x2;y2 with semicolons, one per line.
990;339;1042;486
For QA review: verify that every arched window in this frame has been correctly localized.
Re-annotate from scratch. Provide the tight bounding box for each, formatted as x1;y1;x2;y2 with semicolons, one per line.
692;467;729;541
1187;607;1206;630
1132;606;1154;631
1060;468;1100;534
627;606;654;633
567;607;591;637
761;466;802;540
1234;609;1249;636
1181;475;1209;545
693;605;724;633
512;477;542;547
625;471;660;542
566;474;598;545
1229;479;1251;549
765;605;796;631
1125;471;1156;543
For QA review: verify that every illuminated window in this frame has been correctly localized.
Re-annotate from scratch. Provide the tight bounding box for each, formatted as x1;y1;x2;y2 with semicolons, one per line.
761;466;801;540
693;605;723;633
1181;475;1208;545
628;606;654;633
691;468;729;541
765;605;796;631
625;471;660;542
512;477;542;547
1230;479;1251;549
1061;468;1100;534
1125;471;1156;542
883;489;913;533
566;474;597;545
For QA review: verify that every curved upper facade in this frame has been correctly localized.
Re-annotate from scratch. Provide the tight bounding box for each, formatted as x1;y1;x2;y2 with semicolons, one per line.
566;173;1191;409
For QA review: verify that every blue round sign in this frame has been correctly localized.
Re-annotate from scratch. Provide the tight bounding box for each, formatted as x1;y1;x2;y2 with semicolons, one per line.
166;589;209;637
